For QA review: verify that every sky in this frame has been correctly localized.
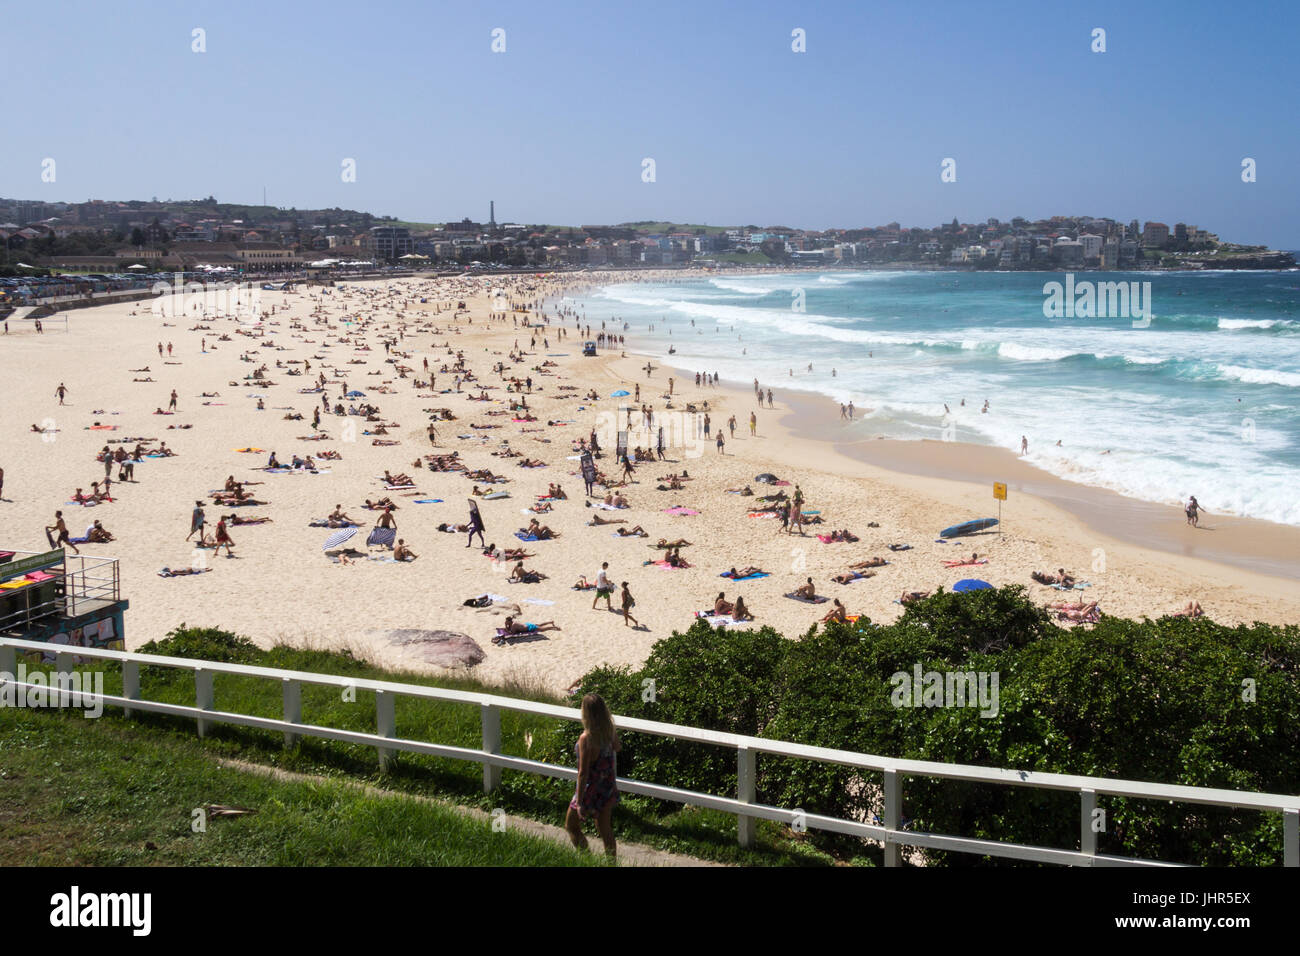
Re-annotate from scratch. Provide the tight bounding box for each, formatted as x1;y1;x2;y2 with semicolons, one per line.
3;0;1298;246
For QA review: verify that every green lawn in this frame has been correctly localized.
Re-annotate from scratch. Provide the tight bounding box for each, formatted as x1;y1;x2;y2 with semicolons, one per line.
0;705;606;866
5;629;833;866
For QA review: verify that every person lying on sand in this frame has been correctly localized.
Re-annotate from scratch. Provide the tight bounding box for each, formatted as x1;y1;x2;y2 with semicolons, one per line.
364;498;397;510
665;547;691;568
821;529;859;543
499;616;560;636
229;514;272;526
529;501;553;514
900;590;930;605
726;485;755;496
603;493;629;509
1170;600;1204;618
587;514;625;526
850;558;889;569
655;538;691;550
1032;568;1075;588
383;470;414;487
437;522;471;533
614;526;647;537
723;566;766;579
832;570;874;585
1054;601;1101;623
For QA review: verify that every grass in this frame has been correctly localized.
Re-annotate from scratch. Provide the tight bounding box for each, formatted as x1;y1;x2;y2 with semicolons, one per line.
0;706;604;866
11;629;835;866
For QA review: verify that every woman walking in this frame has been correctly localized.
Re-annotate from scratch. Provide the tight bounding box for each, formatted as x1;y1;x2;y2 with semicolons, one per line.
565;693;621;857
620;581;639;628
466;499;486;548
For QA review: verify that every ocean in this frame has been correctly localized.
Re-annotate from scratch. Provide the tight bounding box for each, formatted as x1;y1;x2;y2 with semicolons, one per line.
563;269;1300;527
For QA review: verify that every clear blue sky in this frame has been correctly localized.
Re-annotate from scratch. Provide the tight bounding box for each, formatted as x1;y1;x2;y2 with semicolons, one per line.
4;0;1297;246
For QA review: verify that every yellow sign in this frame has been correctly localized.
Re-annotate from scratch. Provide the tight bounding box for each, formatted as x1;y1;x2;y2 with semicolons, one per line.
993;482;1007;501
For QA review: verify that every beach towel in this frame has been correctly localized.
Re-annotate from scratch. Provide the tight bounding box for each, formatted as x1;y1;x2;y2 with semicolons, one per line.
1052;581;1093;591
720;571;770;582
746;511;778;519
413;499;443;504
483;491;511;500
514;532;540;542
816;534;857;544
591;501;623;511
694;611;741;627
366;527;396;548
663;507;700;515
523;598;555;606
784;592;829;604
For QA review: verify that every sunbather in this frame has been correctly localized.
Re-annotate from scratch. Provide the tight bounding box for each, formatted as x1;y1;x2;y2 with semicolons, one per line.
900;590;930;605
509;561;546;583
615;525;647;537
850;557;888;569
723;566;766;579
393;539;418;561
732;595;753;622
821;599;848;623
500;616;560;635
832;570;874;585
793;577;817;599
1170;600;1204;618
525;519;557;540
713;592;734;616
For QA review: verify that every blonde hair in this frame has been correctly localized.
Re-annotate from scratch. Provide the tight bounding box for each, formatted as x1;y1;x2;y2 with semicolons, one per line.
580;693;616;752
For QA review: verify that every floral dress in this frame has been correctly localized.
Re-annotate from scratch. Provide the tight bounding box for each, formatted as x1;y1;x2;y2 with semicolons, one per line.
570;740;618;816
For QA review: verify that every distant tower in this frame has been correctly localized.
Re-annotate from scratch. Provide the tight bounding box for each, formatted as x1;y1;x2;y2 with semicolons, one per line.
489;201;496;232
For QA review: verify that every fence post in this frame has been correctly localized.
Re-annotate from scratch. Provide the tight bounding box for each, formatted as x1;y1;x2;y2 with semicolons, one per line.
737;747;756;848
376;690;395;772
122;660;140;720
1080;789;1097;860
282;679;301;749
1286;809;1299;868
195;668;213;737
481;703;501;793
55;652;73;710
882;769;901;867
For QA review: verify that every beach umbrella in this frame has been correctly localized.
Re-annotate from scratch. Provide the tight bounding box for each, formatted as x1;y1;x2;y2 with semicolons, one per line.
126;263;147;270
346;389;366;397
953;579;993;593
322;526;359;551
610;389;630;397
754;473;778;483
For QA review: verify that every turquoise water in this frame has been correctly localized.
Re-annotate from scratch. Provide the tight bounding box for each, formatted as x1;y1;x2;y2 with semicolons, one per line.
567;269;1300;526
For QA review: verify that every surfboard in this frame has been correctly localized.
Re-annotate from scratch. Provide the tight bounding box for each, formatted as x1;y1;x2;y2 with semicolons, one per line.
939;518;999;538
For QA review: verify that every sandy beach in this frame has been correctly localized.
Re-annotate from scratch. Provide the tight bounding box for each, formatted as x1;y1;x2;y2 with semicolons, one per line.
3;270;1298;695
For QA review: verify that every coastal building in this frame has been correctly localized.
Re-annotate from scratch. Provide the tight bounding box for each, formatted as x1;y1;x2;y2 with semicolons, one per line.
369;226;412;259
1079;234;1103;260
1142;222;1170;247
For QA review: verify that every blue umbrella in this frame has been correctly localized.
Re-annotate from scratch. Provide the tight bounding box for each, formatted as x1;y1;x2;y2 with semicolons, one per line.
953;579;993;593
346;389;366;397
610;389;630;397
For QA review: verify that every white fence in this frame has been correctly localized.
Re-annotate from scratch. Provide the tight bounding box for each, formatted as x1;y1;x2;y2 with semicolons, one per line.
2;635;1296;868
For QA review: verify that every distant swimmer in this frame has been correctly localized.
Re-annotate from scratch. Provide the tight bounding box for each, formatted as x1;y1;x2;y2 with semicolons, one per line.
1020;436;1028;455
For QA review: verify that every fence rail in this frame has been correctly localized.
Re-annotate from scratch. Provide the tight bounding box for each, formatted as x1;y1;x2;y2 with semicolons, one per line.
1;636;1296;867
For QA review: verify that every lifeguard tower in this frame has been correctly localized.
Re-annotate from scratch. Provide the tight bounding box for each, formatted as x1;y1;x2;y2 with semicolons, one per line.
0;549;128;657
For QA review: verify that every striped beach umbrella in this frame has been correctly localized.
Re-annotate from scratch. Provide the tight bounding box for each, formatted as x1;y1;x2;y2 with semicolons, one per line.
322;526;359;550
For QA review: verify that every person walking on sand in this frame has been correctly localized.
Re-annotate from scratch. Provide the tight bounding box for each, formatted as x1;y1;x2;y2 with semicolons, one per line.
564;693;621;857
716;431;725;454
749;411;757;436
1021;435;1028;455
55;382;68;405
592;562;614;610
169;389;178;412
214;516;235;557
1185;495;1207;527
620;582;639;627
186;500;206;542
46;510;78;554
466;499;486;548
